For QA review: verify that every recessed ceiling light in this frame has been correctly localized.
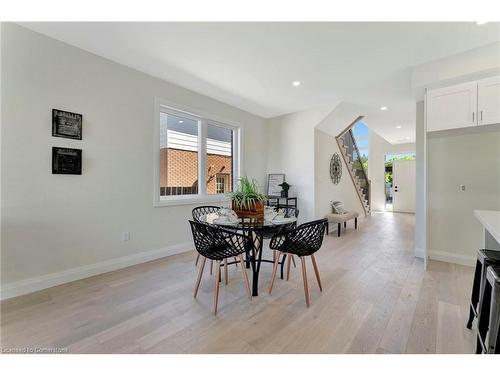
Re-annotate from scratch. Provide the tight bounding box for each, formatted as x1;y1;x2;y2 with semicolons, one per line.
380;106;388;111
396;125;402;129
476;21;488;25
292;81;301;87
179;120;184;123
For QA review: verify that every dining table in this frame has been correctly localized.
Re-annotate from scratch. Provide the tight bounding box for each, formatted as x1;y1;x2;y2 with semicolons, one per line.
201;212;297;296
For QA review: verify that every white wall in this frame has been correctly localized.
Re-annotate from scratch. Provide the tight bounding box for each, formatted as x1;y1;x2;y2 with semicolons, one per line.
1;23;268;297
414;101;426;259
314;128;364;221
427;125;500;266
266;106;333;222
368;131;415;211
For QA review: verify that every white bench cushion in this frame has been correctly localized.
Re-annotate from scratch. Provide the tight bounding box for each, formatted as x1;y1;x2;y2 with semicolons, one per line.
325;211;359;223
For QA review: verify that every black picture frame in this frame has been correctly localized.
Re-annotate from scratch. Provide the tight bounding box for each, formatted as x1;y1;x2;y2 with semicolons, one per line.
52;147;82;175
267;173;285;197
52;109;82;140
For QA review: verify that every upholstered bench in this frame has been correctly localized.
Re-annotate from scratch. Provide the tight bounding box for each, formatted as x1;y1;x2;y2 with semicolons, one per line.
325;211;359;237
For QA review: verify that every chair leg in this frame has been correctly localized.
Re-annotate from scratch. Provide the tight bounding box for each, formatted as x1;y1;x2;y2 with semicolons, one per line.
194;257;206;298
269;251;282;294
195;253;201;266
337;223;341;237
344;221;346;229
210;260;213;275
466;305;475;329
291;255;296;268
234;257;238;267
286;254;292;281
300;256;310;307
467;259;482;329
239;255;252;299
310;254;322;292
214;260;221;315
355;217;358;229
224;258;228;285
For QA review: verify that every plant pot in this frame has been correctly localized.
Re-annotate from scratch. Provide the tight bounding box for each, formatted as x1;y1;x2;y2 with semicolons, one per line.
281;190;288;198
232;200;265;220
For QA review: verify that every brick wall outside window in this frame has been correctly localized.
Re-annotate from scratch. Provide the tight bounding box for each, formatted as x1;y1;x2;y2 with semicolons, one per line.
160;148;232;195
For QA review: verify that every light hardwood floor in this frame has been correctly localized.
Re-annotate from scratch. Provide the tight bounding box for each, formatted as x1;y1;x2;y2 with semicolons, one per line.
0;212;476;353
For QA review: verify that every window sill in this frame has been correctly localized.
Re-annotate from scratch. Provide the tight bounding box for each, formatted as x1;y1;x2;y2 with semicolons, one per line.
154;194;231;207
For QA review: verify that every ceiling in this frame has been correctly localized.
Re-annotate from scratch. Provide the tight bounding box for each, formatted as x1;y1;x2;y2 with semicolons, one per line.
19;22;500;143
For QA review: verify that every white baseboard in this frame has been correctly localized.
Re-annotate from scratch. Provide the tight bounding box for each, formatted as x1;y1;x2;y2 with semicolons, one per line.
415;247;425;259
0;242;193;300
428;249;475;267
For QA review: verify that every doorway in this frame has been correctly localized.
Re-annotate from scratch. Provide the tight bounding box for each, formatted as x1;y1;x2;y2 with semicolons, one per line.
385;153;416;212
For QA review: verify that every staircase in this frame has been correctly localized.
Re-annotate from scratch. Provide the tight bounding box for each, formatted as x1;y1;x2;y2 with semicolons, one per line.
336;127;371;216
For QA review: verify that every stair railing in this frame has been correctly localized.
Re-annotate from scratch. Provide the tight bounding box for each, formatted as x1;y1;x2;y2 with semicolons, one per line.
335;122;371;216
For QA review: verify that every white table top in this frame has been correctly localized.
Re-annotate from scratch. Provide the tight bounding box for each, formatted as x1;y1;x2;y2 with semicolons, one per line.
474;210;500;244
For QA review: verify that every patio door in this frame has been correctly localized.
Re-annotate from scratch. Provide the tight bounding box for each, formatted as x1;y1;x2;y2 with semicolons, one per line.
392;159;416;213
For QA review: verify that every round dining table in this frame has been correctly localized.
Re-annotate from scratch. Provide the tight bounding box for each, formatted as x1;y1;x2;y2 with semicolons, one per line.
201;213;297;296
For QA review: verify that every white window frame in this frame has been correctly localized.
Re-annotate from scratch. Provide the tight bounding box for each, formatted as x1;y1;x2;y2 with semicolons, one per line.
153;98;242;207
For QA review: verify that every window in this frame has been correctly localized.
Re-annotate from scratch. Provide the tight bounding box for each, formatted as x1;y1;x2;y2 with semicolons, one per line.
159;112;199;196
215;173;230;194
156;102;240;205
207;123;233;195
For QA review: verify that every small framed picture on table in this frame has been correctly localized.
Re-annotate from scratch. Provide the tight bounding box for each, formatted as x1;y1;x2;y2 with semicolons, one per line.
267;173;285;197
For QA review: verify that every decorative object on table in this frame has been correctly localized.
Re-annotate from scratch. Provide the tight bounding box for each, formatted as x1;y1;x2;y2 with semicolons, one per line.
330;152;342;184
266;173;285;196
278;181;291;198
264;206;277;221
231;177;266;220
216;208;239;223
52;147;82;175
52;109;82;140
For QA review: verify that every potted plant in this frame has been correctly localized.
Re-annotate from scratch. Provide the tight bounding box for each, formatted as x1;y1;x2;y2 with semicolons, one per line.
231;177;267;219
278;181;291;198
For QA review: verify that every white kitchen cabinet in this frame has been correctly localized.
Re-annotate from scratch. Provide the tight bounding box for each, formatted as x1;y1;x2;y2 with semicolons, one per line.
426;81;478;132
478;76;500;126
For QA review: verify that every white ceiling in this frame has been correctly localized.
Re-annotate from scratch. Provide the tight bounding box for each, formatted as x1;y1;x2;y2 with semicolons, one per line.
19;22;500;143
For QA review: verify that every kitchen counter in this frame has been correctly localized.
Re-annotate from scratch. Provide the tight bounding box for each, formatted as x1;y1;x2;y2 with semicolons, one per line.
474;210;500;250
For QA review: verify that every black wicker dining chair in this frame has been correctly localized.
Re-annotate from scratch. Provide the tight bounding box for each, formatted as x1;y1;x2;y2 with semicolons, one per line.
189;220;252;314
192;206;220;268
266;206;300;268
268;218;328;307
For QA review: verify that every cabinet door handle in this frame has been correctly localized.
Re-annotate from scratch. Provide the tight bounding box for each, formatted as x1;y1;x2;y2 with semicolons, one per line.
480;110;483;122
473;112;475;122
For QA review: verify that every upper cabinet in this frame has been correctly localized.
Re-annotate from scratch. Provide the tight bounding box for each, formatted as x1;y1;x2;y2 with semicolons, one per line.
478;76;500;126
426;82;477;132
426;75;500;132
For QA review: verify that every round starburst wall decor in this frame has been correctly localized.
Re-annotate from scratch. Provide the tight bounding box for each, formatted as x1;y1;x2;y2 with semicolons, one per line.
330;152;342;184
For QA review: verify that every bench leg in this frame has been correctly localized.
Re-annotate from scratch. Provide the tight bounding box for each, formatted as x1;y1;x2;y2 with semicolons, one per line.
355;217;358;229
337;223;341;237
344;222;346;229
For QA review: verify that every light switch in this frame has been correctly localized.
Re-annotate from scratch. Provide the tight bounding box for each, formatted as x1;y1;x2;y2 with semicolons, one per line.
460;184;466;192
